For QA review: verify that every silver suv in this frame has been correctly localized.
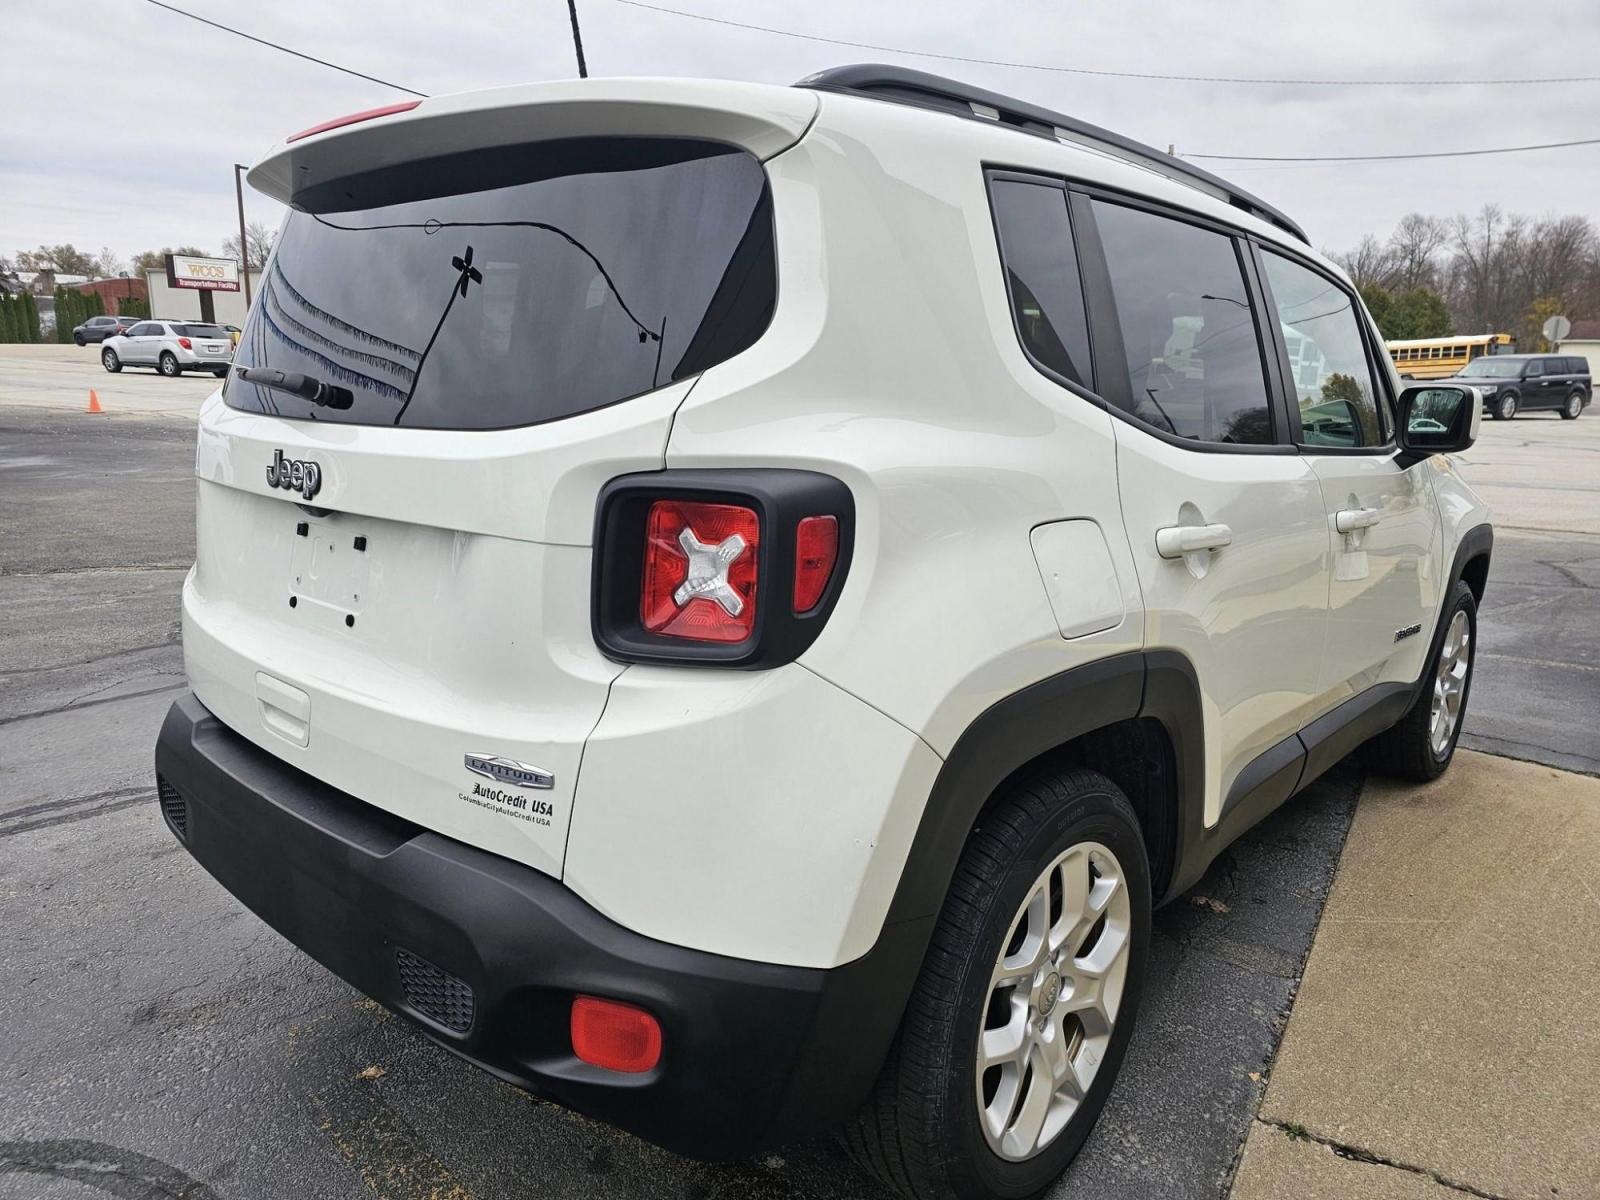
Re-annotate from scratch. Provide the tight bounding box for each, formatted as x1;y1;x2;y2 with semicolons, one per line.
101;320;234;378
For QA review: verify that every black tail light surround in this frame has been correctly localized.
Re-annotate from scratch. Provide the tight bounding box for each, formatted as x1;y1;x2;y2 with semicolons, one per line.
593;469;855;669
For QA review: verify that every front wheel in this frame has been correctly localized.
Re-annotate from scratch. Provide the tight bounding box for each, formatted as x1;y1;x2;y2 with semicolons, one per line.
1561;390;1585;420
158;352;181;378
101;348;122;373
1493;392;1519;420
74;333;86;347
843;769;1150;1200
1364;579;1476;782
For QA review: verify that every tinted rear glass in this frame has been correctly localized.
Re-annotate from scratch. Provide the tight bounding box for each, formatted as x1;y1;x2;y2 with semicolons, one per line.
175;324;228;338
227;138;775;430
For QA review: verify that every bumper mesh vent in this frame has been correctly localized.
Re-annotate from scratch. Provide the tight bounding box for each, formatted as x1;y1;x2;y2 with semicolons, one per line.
156;775;187;839
395;947;475;1034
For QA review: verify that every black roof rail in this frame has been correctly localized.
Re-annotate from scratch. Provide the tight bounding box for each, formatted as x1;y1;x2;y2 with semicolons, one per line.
795;64;1309;245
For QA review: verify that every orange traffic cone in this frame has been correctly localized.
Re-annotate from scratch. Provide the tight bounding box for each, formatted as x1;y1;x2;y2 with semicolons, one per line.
86;389;103;414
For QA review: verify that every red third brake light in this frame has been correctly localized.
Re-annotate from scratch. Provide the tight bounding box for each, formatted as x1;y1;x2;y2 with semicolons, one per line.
286;99;422;143
793;515;839;612
571;995;662;1074
641;499;760;643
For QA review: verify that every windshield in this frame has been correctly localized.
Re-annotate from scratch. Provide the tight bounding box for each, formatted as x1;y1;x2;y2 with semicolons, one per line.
226;138;774;430
1457;358;1524;378
175;324;228;338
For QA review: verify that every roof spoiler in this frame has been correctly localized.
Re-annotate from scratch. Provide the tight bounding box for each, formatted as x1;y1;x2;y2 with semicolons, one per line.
796;64;1308;245
246;77;819;208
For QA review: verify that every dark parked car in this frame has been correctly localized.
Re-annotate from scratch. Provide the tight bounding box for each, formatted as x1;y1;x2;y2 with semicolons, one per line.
1447;353;1591;420
73;314;139;345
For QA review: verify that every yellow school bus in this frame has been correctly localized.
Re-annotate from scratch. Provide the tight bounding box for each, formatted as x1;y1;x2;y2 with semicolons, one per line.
1386;333;1515;379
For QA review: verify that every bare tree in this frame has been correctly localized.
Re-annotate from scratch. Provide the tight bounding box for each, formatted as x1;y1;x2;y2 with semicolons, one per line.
1446;205;1529;336
1387;214;1448;292
222;220;276;270
96;246;126;278
1330;234;1398;291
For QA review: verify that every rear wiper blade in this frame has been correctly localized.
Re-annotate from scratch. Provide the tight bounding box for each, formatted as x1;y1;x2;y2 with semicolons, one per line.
234;366;354;410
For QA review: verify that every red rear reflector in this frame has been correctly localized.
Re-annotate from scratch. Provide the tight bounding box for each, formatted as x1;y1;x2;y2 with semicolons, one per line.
793;515;839;612
641;499;760;643
177;337;192;350
286;99;422;143
571;995;662;1074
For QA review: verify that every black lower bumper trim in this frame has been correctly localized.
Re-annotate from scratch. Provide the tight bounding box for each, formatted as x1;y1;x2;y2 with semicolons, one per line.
154;694;927;1159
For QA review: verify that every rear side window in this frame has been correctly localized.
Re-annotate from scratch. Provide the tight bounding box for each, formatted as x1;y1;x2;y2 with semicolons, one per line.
1573;358;1590;375
228;138;775;430
1092;200;1274;445
1259;251;1383;447
989;179;1092;389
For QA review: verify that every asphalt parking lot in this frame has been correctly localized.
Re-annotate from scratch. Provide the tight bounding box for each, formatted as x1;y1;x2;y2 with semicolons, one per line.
2;344;1596;1199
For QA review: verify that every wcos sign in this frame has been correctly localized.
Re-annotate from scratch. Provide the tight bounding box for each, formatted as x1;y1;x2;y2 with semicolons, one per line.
165;253;240;293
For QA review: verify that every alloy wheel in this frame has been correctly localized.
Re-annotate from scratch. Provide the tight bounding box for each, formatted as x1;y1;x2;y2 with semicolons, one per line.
976;841;1132;1162
1429;609;1471;758
1498;394;1517;420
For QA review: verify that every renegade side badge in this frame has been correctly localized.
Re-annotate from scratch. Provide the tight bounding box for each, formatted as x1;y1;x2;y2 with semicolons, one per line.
464;753;554;790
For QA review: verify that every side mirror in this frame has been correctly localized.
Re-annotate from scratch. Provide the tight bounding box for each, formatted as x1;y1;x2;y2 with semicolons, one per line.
1396;384;1479;464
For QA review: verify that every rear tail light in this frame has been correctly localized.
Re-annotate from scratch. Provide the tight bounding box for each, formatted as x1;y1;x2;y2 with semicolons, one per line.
286;99;422;143
793;515;839;612
641;500;760;643
177;337;192;350
570;995;662;1074
593;470;853;668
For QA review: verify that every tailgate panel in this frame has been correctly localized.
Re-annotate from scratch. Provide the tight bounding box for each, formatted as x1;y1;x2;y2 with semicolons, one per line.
185;478;618;879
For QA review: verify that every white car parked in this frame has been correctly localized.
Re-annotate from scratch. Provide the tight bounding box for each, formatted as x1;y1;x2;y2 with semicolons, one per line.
101;320;234;377
154;67;1492;1200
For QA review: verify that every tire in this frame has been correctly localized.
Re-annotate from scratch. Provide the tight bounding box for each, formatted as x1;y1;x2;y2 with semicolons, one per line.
1493;392;1518;420
158;352;181;378
74;333;86;347
1561;389;1585;420
101;348;122;373
843;768;1151;1200
1364;579;1477;783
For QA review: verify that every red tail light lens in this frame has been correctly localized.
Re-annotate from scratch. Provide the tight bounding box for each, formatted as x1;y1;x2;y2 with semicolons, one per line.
793;515;839;612
177;337;192;350
287;99;422;143
570;995;662;1074
641;499;760;642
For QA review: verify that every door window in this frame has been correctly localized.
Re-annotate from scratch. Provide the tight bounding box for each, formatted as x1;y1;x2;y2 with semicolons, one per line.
1524;359;1543;378
127;323;156;337
1260;251;1383;447
989;178;1093;389
1091;200;1274;445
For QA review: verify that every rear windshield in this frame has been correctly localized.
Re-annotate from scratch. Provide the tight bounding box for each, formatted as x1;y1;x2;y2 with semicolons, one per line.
226;138;775;430
175;324;229;338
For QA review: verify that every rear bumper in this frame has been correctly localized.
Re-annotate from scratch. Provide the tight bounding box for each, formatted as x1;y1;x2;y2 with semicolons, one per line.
154;693;925;1159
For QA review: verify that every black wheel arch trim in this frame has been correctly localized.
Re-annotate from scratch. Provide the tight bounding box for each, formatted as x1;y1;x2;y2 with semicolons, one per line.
880;521;1494;946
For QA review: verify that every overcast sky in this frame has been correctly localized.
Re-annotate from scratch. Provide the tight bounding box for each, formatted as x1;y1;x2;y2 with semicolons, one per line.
5;0;1600;268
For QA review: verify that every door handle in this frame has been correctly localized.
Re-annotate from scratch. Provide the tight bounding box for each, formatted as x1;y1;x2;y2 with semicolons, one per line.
1155;522;1232;559
1334;507;1382;534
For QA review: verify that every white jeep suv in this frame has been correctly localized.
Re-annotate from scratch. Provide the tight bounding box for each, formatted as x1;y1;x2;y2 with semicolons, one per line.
154;66;1492;1200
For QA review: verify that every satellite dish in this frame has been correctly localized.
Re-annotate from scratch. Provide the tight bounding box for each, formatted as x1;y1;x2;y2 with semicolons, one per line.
1543;314;1571;345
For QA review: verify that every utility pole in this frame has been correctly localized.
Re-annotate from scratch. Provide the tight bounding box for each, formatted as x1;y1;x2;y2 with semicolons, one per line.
233;163;253;306
567;0;588;78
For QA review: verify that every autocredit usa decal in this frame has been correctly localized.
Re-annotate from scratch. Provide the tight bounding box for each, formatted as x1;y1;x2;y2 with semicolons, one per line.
457;781;556;827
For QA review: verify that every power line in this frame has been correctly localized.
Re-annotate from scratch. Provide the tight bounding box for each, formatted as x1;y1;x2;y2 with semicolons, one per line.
141;0;427;97
1189;136;1600;163
613;0;1600;87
